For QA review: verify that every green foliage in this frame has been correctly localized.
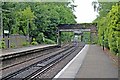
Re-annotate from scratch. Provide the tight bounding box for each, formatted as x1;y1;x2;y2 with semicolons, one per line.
36;32;44;44
95;2;120;54
44;38;56;44
15;6;36;36
97;17;106;46
117;36;120;54
2;2;76;45
0;42;2;49
22;41;30;46
61;32;74;43
82;32;90;44
106;3;120;54
33;3;76;42
99;2;116;17
10;43;15;48
0;39;6;49
31;38;38;45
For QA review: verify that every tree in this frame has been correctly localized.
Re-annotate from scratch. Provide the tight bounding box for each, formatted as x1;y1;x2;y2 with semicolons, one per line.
107;3;120;54
15;6;36;36
94;2;120;54
92;1;99;12
2;2;76;44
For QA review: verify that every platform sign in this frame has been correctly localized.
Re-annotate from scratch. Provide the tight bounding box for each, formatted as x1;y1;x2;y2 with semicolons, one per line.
4;30;9;34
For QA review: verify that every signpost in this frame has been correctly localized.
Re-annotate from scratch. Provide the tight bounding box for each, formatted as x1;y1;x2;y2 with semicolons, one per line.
4;30;9;48
0;2;11;48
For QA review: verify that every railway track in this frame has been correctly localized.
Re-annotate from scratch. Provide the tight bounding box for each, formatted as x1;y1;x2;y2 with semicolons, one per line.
1;43;78;80
38;42;85;78
1;43;71;71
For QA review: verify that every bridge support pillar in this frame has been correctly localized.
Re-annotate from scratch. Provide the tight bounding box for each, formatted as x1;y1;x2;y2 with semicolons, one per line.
81;35;83;42
57;31;61;47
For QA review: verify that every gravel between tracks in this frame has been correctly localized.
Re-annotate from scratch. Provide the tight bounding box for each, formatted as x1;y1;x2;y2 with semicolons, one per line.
1;45;70;78
2;47;60;68
37;45;83;79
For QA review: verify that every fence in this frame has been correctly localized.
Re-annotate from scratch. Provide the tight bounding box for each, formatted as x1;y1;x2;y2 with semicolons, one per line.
0;35;31;48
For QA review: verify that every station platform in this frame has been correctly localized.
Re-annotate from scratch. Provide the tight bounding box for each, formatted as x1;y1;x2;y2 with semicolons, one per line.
54;45;118;79
0;44;57;58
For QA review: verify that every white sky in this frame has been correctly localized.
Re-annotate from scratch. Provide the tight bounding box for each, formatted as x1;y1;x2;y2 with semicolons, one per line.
73;0;99;23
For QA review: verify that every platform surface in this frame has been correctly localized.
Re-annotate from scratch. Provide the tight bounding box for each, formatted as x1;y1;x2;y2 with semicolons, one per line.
0;44;57;57
54;45;118;79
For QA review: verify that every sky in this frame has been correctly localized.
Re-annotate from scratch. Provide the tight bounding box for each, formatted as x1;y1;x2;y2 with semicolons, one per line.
73;0;99;23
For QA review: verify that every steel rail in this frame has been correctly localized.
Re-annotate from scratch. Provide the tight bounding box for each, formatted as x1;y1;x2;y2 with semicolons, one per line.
1;44;74;80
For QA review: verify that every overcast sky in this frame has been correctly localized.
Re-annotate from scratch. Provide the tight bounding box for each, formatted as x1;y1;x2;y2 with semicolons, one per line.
73;0;99;23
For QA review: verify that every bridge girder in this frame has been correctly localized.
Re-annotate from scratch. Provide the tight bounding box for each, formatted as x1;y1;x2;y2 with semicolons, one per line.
57;23;97;46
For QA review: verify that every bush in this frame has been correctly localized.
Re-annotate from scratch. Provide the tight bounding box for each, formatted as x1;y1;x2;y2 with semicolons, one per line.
0;43;2;49
44;38;56;44
0;39;6;49
36;33;44;44
87;41;91;44
117;37;120;54
31;38;38;45
10;43;15;48
97;3;120;55
22;41;30;46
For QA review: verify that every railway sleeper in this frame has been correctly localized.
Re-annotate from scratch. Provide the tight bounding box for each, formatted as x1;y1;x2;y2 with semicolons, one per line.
14;49;74;79
1;45;75;79
12;67;41;79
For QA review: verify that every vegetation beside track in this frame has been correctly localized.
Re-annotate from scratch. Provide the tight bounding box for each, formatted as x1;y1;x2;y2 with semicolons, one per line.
93;2;120;55
0;2;76;48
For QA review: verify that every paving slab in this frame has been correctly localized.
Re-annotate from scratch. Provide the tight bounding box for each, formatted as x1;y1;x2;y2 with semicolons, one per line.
75;45;118;78
54;45;89;78
54;45;118;79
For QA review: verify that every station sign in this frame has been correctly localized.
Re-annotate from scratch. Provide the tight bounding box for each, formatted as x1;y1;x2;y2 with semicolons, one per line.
4;30;9;34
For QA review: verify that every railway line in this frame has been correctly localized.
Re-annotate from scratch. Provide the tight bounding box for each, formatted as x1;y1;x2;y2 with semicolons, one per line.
1;44;71;76
1;43;70;70
1;42;85;80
